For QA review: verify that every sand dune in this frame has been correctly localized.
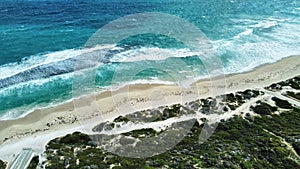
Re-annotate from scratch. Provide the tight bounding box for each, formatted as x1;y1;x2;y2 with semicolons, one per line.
0;55;299;161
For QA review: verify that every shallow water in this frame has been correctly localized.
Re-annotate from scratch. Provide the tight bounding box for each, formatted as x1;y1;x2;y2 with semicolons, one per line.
0;0;299;119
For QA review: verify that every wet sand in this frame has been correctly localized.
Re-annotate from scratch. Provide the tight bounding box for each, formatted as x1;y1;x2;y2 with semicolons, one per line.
0;55;299;161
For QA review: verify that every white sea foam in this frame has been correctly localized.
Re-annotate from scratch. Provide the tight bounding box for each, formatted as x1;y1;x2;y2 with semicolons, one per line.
0;72;73;96
110;47;201;63
231;17;283;30
0;44;201;85
233;29;253;39
106;79;176;91
267;17;287;22
0;44;115;79
0;109;21;120
214;14;300;76
213;38;300;75
0;78;177;121
253;20;278;29
1;13;300;120
0;97;75;121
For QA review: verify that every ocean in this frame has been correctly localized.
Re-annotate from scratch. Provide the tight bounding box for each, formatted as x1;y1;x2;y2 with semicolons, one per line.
0;0;299;120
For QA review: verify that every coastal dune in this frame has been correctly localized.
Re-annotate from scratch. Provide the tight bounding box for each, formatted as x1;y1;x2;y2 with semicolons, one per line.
0;55;299;161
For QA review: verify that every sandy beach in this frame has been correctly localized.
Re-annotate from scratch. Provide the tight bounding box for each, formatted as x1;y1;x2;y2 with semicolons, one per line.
0;55;299;162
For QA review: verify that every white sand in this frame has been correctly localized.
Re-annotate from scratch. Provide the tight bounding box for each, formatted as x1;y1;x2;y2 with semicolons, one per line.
0;55;299;162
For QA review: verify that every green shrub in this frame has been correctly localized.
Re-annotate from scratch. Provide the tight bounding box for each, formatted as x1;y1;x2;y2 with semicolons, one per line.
251;103;277;115
27;156;39;169
0;160;6;169
272;97;293;109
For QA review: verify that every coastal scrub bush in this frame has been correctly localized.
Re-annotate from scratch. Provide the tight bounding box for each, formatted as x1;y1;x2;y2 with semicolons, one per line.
43;83;300;169
0;160;6;169
286;91;300;100
60;132;91;144
123;128;157;138
113;116;130;123
27;156;39;169
45;112;300;168
250;103;277;115
271;97;293;109
293;142;300;156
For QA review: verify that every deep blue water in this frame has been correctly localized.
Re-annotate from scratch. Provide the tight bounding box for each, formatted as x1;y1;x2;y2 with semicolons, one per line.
0;0;299;119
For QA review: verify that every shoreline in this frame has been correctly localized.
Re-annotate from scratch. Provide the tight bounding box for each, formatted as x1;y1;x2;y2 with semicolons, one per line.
0;54;296;122
0;55;299;161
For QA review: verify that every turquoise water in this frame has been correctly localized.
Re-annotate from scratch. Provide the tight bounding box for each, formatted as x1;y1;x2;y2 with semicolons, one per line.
0;0;300;119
